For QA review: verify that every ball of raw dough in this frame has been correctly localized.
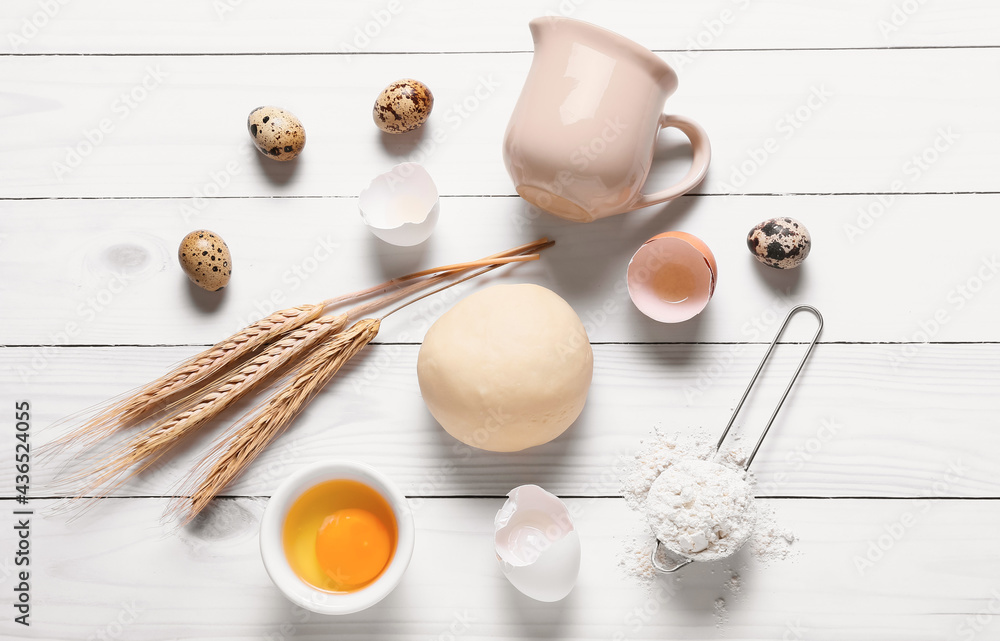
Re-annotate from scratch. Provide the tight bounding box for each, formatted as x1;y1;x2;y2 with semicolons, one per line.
417;284;593;452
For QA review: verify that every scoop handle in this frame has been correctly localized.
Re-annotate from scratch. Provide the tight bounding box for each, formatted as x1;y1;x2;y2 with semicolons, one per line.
715;305;825;470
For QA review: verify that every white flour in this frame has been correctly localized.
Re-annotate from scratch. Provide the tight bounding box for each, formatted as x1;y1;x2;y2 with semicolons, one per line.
621;427;718;510
725;571;742;594
714;597;729;627
617;531;658;582
621;428;756;561
645;458;757;560
619;427;796;577
751;503;798;563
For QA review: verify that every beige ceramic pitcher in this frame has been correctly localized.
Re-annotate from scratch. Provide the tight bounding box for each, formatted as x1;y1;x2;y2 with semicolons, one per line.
503;17;711;222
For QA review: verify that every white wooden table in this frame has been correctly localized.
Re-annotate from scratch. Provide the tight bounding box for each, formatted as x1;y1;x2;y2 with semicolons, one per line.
3;1;1000;639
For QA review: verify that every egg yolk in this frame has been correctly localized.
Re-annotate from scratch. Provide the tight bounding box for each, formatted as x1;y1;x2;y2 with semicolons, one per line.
315;508;392;589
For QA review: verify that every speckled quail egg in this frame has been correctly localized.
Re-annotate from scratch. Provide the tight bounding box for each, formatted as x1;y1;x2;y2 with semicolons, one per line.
747;217;811;269
179;230;232;291
373;79;434;134
247;106;305;161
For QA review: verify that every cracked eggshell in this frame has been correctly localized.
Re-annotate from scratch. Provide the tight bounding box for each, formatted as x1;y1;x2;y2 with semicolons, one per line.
247;106;306;161
359;163;440;246
627;231;717;323
494;485;581;602
747;217;811;269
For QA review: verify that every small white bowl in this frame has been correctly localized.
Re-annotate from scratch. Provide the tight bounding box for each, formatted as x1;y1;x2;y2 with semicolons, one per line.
359;162;440;246
259;460;415;615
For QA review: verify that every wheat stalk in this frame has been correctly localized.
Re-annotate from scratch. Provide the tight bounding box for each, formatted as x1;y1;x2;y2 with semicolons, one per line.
47;240;551;456
169;318;381;522
60;313;348;499
169;254;548;522
46;238;554;516
45;304;327;456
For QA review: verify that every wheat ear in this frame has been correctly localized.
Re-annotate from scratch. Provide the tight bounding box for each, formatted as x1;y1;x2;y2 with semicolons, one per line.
44;304;327;457
45;241;550;455
169;252;547;522
169;318;381;522
59;313;348;500
45;238;552;457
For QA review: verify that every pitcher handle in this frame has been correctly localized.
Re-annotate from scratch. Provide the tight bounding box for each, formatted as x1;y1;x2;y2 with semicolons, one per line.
633;114;711;210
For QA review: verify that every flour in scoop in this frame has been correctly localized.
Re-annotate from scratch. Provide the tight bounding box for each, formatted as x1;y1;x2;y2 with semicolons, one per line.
620;427;718;510
619;427;795;576
645;458;756;561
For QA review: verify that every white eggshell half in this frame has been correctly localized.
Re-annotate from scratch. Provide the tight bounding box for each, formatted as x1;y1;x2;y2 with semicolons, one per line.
494;485;581;602
359;162;440;246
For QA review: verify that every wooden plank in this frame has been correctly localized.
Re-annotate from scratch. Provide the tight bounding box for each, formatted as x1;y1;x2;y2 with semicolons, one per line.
0;49;993;198
6;343;998;498
4;497;1000;640
1;3;996;640
2;0;998;54
2;195;999;345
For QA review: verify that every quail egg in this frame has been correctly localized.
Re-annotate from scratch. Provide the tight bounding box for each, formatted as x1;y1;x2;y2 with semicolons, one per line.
747;217;811;269
179;230;232;291
247;106;306;161
373;79;434;134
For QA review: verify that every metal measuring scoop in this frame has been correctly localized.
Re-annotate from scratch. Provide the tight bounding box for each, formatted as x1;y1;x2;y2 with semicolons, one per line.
650;305;824;573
